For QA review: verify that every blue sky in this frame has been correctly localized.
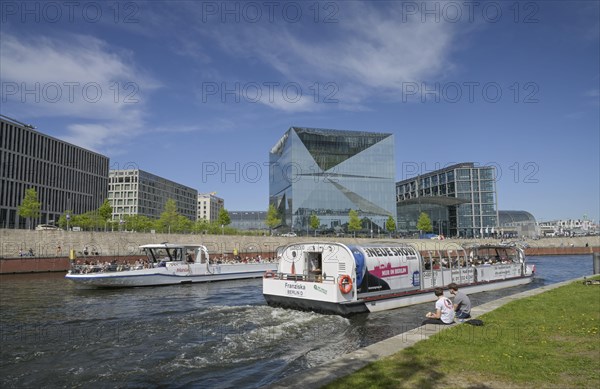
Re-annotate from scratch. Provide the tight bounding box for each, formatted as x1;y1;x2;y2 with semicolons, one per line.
1;1;599;222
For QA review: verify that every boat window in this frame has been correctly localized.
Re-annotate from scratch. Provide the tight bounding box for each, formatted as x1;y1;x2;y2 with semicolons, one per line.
186;249;195;263
306;252;322;277
145;248;157;263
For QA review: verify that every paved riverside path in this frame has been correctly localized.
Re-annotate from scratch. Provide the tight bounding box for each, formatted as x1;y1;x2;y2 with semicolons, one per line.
267;276;591;388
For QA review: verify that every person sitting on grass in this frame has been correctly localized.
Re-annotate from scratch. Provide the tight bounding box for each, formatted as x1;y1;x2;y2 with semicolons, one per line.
448;282;472;320
422;287;455;325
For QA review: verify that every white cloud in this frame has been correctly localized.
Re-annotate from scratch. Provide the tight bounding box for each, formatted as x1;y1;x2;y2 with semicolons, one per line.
180;2;457;111
1;33;160;151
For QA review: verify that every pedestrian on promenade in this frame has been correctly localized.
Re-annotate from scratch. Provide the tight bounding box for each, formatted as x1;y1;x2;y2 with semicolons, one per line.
448;283;471;321
422;287;455;325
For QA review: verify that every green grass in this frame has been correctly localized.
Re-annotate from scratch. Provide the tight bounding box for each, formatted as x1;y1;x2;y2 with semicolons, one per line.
325;276;600;389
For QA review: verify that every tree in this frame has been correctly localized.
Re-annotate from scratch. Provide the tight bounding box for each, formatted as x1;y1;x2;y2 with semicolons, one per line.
417;212;433;234
193;218;210;234
78;211;104;231
125;215;154;232
173;214;193;233
156;198;179;233
58;210;73;229
217;208;231;227
18;188;41;229
386;216;396;237
98;199;113;224
309;213;320;237
348;209;362;237
265;204;281;235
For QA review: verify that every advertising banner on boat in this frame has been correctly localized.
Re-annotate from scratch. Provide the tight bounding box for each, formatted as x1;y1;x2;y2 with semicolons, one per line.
421;268;476;289
349;245;420;294
477;263;522;280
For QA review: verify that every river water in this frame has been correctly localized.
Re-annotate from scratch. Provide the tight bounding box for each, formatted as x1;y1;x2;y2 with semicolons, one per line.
0;255;594;388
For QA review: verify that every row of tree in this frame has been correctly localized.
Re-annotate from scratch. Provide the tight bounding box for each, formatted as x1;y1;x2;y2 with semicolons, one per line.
17;189;236;233
265;204;402;237
18;188;434;235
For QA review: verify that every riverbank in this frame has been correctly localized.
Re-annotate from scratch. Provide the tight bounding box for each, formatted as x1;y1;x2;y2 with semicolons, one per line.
1;229;598;273
1;229;598;258
269;275;600;388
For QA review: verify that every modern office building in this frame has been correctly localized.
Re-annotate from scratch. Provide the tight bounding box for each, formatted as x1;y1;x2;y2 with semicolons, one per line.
269;127;396;232
0;115;109;229
396;163;498;237
229;211;267;230
108;169;197;222
498;210;538;238
197;192;224;222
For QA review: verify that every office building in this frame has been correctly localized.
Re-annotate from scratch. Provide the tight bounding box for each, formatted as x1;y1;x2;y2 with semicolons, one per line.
108;169;197;222
230;211;267;230
396;163;498;237
0;115;109;229
269;127;396;232
197;192;224;222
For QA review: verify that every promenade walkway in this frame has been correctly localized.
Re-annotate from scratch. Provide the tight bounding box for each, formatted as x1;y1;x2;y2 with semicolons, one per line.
267;276;590;388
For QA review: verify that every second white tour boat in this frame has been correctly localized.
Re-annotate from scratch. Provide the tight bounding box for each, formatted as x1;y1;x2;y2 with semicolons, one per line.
66;243;276;287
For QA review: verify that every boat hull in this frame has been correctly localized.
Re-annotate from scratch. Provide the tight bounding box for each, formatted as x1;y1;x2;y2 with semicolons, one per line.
66;265;275;287
265;275;533;315
362;275;533;313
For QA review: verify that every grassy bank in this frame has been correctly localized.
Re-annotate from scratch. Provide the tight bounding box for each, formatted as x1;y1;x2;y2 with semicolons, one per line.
325;276;600;389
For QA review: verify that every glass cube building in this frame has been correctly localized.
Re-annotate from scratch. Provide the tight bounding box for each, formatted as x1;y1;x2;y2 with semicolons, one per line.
396;163;498;237
269;127;396;233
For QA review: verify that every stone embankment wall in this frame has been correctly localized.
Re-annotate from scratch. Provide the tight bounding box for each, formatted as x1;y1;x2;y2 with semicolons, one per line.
1;229;598;274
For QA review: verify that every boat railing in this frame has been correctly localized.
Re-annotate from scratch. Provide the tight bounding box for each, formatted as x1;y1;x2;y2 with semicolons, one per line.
69;262;154;274
279;272;334;283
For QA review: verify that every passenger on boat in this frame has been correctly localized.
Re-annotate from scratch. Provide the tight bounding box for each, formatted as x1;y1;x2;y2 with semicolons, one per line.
422;288;455;325
448;283;471;320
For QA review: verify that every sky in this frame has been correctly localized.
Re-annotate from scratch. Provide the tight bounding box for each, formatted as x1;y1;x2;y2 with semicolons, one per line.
1;0;599;223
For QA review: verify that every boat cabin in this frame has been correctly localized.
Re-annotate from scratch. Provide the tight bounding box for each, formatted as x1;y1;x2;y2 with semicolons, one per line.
140;244;209;266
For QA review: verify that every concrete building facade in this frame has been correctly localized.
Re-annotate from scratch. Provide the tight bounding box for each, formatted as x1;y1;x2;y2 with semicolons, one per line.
0;115;109;229
108;169;197;222
197;192;224;222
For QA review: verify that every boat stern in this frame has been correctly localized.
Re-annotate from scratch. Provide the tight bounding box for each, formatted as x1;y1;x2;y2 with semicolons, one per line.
262;243;364;314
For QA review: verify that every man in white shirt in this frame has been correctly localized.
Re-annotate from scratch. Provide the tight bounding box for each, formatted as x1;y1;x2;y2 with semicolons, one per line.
422;287;455;325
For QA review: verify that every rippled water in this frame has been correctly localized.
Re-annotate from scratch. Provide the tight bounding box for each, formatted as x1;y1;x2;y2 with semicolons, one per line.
0;255;594;388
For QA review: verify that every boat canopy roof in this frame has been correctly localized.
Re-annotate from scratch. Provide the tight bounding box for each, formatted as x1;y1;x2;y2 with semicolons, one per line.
139;243;207;250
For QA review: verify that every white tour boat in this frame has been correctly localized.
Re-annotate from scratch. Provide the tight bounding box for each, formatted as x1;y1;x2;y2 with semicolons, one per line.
263;242;535;315
66;243;276;287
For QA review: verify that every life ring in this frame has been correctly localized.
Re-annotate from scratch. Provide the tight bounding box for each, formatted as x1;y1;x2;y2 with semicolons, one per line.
264;270;276;278
338;274;353;294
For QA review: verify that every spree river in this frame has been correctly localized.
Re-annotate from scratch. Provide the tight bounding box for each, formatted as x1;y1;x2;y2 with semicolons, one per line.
0;255;594;388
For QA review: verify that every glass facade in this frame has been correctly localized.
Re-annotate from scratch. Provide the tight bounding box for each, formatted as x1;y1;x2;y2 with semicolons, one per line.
269;127;396;233
396;163;498;237
498;210;538;238
230;211;267;230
